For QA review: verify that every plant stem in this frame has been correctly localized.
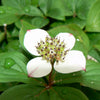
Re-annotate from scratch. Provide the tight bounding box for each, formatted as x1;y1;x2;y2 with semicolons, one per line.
46;59;54;89
48;63;53;84
4;24;8;43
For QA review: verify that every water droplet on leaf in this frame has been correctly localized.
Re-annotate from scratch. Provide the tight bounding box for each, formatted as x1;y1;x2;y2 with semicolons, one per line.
77;39;80;41
91;81;94;84
25;7;30;13
5;58;15;68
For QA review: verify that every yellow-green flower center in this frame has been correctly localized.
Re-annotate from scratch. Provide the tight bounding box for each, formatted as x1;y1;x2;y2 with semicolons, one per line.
36;37;68;63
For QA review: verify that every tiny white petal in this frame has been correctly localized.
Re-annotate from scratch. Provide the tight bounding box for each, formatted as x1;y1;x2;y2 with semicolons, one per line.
54;50;86;74
24;29;50;56
56;33;75;50
27;57;52;78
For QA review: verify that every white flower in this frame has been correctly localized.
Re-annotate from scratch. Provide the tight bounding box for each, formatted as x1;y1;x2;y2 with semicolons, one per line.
24;29;86;78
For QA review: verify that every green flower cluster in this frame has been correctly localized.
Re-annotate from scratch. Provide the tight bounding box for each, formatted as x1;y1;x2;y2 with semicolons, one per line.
36;36;68;63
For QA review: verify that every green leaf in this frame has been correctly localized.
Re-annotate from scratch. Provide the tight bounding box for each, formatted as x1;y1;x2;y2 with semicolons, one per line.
54;71;82;85
47;8;65;20
86;0;100;32
0;52;26;82
50;21;64;28
0;6;21;25
39;0;52;15
76;0;96;20
80;60;100;90
0;83;18;91
0;52;28;72
64;17;86;29
49;87;88;100
39;0;67;20
2;0;31;10
50;18;86;29
31;17;49;28
0;52;37;83
19;20;37;49
15;16;46;29
5;40;22;52
39;0;96;20
0;84;88;100
0;84;49;100
63;0;96;20
82;87;100;100
15;16;33;29
23;5;43;17
48;24;89;56
2;0;43;17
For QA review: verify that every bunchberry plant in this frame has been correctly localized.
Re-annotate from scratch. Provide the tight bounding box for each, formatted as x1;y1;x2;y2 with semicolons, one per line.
24;29;86;88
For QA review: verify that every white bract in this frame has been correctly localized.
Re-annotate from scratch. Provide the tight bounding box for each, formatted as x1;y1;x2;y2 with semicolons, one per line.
24;29;86;78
